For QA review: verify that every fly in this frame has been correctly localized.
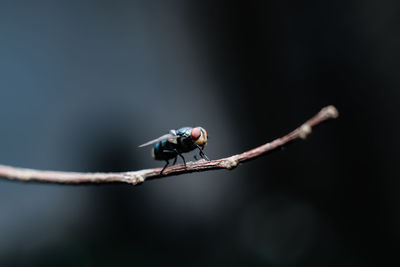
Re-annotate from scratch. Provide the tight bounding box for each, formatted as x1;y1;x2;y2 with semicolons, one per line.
139;127;210;174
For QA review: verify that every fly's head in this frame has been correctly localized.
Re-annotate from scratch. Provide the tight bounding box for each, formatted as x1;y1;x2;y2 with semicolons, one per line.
191;127;208;147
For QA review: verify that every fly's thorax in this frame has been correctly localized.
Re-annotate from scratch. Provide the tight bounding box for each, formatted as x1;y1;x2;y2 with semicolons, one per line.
175;127;192;138
178;137;197;153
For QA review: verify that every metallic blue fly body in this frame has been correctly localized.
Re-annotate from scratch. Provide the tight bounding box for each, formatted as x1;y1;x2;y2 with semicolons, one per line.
139;127;209;174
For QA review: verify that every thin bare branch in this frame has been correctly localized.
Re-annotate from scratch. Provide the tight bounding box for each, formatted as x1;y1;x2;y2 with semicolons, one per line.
0;105;338;186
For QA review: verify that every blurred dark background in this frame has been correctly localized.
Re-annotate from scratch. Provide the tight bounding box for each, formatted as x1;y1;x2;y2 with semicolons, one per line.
0;1;399;266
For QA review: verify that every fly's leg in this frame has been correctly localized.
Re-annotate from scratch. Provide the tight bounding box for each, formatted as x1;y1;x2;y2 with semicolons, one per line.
159;149;178;174
178;153;187;168
160;160;169;175
194;154;198;161
171;148;186;168
196;145;210;161
172;156;177;165
200;151;210;161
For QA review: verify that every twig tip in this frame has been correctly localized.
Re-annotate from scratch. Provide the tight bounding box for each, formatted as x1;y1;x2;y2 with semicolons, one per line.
322;105;339;119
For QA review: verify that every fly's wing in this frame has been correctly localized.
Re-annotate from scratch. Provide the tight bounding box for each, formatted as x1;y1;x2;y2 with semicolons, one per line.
138;130;178;147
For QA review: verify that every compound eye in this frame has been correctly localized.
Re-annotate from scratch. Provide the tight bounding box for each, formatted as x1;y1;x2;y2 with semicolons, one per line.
191;128;201;140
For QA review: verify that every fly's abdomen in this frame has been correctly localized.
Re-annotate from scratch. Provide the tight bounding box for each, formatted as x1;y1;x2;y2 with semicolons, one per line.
152;140;177;161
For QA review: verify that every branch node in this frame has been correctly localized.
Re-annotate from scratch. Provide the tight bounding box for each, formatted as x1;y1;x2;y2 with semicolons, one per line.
135;175;145;184
222;157;239;170
124;173;145;185
299;124;312;139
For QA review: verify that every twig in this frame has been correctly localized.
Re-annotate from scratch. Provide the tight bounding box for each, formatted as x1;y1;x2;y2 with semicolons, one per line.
0;105;338;186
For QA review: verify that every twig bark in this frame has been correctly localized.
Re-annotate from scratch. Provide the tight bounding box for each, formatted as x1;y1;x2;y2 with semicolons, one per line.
0;105;338;186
